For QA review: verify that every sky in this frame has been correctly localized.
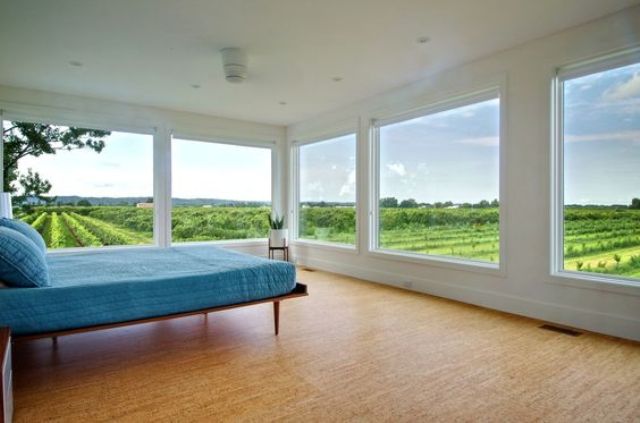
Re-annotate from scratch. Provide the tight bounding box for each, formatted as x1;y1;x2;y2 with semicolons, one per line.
11;131;272;201
4;62;639;205
299;134;356;203
564;62;640;205
172;139;271;201
379;98;500;204
16;131;154;198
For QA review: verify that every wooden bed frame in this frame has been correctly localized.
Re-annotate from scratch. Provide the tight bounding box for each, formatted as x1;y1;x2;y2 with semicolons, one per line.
14;282;308;341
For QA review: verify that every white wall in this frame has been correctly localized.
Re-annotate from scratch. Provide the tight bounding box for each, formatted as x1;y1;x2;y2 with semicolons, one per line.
287;7;640;341
0;84;286;255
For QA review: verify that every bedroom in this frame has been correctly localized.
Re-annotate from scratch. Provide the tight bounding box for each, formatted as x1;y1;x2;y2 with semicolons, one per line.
0;0;639;421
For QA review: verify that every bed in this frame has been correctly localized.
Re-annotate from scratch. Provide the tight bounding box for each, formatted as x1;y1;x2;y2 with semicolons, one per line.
0;245;306;338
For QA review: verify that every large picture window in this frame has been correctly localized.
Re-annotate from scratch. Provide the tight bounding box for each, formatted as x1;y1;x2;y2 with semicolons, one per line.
171;139;272;242
2;121;154;249
374;94;500;264
556;59;640;283
297;133;357;245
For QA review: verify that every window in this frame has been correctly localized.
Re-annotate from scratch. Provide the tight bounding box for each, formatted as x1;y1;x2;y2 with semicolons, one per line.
2;121;154;249
171;139;272;242
297;133;357;245
556;59;640;283
374;94;500;265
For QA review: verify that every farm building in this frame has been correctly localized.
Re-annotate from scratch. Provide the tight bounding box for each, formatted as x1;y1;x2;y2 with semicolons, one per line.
0;1;639;422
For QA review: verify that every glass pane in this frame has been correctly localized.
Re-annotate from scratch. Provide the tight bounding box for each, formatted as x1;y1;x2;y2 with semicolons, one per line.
562;62;640;280
171;139;271;242
3;121;153;249
378;98;500;263
298;134;356;245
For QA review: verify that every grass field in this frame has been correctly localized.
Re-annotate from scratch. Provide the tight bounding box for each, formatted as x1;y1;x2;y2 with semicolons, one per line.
15;205;640;279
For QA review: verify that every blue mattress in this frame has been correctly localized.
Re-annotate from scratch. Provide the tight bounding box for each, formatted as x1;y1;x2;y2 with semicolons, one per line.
0;245;296;335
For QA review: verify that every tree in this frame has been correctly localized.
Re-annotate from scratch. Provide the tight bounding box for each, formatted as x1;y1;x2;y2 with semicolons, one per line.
76;199;92;207
399;198;418;208
3;122;109;202
379;197;398;208
631;198;640;210
14;169;54;205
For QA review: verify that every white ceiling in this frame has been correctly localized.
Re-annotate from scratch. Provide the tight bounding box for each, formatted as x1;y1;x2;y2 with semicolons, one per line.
0;0;638;126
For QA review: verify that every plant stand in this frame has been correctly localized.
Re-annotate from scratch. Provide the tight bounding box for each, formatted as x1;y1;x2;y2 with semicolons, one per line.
268;239;289;261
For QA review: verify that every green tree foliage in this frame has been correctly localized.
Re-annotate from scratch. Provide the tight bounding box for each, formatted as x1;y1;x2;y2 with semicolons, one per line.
2;122;109;202
14;169;54;205
399;198;418;208
379;197;398;208
631;198;640;210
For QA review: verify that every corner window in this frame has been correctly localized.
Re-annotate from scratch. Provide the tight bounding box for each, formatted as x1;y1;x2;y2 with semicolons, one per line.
373;94;501;265
2;121;154;249
171;138;272;242
296;133;357;245
555;59;640;283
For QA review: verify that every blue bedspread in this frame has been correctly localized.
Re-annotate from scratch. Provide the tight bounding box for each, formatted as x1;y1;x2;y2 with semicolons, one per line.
0;245;296;335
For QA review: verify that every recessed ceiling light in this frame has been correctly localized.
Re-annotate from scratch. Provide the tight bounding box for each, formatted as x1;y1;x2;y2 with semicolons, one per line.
416;36;430;44
191;84;201;89
69;60;83;67
279;101;287;106
332;76;343;82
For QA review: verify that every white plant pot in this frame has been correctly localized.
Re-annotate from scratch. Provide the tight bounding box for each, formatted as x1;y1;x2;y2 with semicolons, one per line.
269;229;288;247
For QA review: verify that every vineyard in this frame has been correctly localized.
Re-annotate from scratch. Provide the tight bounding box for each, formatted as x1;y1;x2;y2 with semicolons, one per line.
15;205;640;279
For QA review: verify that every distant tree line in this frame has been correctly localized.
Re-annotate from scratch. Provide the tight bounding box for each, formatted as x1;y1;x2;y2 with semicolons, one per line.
379;197;499;209
566;198;640;210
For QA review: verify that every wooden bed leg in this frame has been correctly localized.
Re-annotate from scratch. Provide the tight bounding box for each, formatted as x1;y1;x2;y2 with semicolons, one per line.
273;301;280;336
52;336;57;347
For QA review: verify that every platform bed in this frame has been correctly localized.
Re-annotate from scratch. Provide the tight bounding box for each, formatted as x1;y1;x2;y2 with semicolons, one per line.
0;245;304;339
15;282;308;341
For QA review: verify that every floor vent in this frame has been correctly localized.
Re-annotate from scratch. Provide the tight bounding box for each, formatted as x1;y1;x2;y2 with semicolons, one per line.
539;324;582;337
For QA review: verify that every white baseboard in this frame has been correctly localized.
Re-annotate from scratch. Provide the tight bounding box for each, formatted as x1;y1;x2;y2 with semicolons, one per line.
298;256;640;342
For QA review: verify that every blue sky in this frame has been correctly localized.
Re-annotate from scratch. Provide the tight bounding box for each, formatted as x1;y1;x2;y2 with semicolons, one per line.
7;62;640;205
379;98;500;204
564;62;640;205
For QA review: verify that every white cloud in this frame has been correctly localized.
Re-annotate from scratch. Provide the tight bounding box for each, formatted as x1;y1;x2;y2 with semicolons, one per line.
339;170;356;197
565;130;640;143
386;162;407;176
603;72;640;101
454;136;499;147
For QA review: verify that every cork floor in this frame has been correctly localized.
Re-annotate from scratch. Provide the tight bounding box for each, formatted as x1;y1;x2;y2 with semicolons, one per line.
12;268;640;422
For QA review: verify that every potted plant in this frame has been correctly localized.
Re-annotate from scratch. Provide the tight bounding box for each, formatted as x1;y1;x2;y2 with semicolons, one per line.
268;214;288;247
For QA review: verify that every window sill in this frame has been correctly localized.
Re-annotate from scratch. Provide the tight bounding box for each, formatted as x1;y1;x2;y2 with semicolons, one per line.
550;270;640;297
292;239;358;254
367;248;505;276
172;238;268;248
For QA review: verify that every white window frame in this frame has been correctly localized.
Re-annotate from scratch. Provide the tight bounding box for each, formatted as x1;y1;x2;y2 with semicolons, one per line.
0;113;158;253
170;133;278;247
369;87;506;274
0;111;281;252
291;130;359;252
551;48;640;294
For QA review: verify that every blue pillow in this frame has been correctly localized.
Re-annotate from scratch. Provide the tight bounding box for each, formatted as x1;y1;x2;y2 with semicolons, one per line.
0;227;50;288
0;217;47;253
